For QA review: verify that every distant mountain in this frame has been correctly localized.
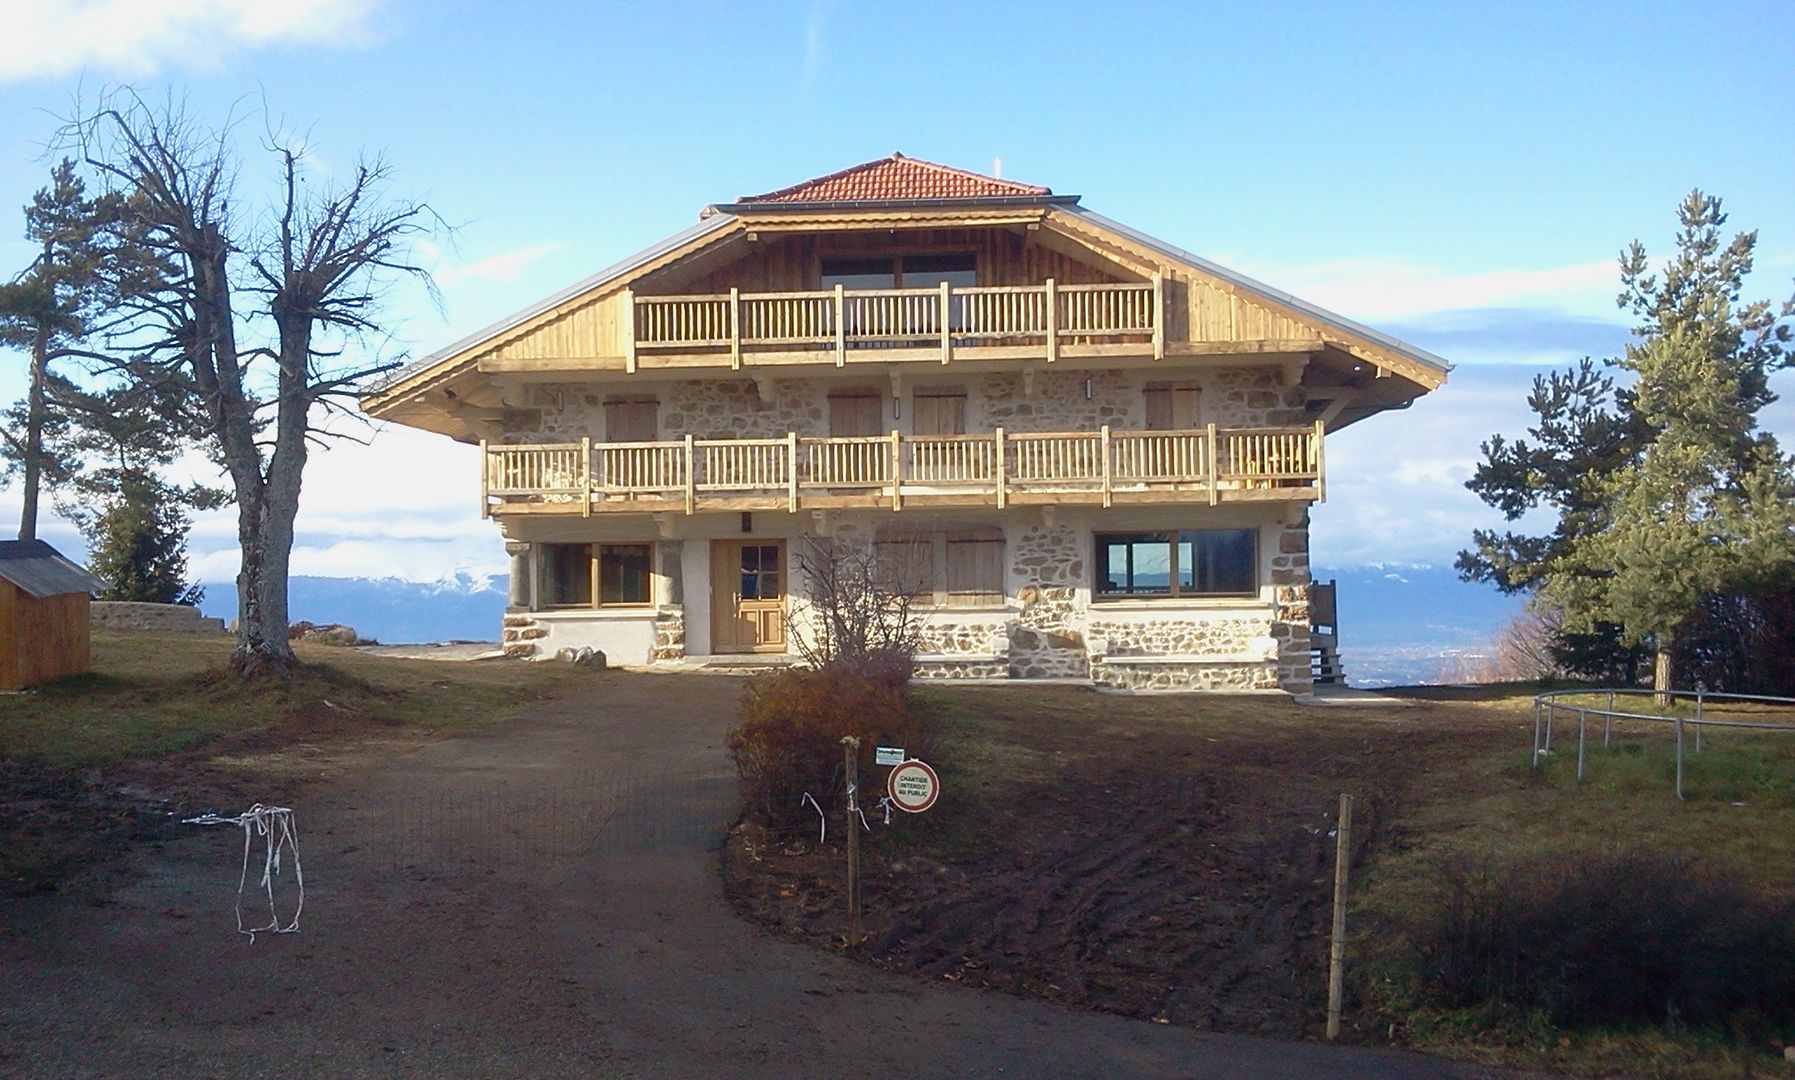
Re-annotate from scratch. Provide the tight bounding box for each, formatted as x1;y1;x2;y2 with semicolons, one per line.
197;564;1521;686
1313;564;1524;687
200;574;508;645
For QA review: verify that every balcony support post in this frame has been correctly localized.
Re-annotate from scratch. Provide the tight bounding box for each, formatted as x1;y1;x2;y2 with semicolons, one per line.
1044;278;1059;363
890;430;904;511
787;431;799;513
994;426;1008;510
1207;422;1220;507
1315;419;1327;503
833;283;846;367
939;281;952;365
623;288;638;374
580;436;592;518
1100;425;1113;508
479;439;490;519
1151;271;1166;361
683;434;696;515
729;287;741;371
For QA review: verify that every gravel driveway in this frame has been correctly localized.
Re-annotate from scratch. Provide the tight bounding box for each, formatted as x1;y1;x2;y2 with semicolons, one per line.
1;673;1508;1078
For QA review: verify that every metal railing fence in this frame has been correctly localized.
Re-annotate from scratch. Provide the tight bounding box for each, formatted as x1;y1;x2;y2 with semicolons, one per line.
1531;687;1795;799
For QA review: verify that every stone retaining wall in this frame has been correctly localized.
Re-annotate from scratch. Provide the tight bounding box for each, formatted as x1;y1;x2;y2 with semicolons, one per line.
90;601;226;634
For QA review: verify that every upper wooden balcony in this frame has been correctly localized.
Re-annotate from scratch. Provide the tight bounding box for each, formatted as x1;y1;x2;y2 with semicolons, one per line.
481;422;1324;518
625;277;1164;370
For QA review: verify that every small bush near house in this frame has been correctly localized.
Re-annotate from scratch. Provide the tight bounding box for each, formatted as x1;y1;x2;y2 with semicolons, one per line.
727;666;935;830
1406;849;1795;1031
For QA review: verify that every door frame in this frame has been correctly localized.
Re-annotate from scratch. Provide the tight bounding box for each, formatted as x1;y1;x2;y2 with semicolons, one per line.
709;539;789;655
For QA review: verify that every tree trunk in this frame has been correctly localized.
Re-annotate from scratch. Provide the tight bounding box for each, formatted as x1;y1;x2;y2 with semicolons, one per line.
17;324;49;541
1653;634;1674;709
230;485;299;676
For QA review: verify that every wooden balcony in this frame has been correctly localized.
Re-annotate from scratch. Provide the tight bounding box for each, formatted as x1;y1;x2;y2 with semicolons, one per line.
481;423;1324;517
625;277;1164;370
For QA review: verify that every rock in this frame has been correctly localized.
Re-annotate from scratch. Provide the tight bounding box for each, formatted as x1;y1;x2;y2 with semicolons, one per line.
293;622;358;645
552;646;607;668
1784;1046;1795;1065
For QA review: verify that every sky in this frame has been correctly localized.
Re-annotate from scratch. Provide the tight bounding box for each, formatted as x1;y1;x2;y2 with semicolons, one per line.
0;0;1792;590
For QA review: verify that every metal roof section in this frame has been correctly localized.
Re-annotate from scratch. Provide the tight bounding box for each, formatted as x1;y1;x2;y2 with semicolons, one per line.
365;212;739;396
0;539;102;599
1067;206;1454;379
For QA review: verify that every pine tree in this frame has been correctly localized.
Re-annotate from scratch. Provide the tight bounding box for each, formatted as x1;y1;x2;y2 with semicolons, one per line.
1461;191;1795;695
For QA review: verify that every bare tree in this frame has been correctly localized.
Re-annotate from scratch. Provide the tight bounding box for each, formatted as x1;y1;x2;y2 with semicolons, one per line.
1492;599;1565;683
68;93;435;675
788;531;922;677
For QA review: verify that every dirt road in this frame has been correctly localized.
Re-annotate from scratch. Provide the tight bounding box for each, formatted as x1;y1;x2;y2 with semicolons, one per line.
1;674;1506;1078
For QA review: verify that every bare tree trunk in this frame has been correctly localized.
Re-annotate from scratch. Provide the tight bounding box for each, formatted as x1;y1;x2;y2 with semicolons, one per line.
17;324;49;540
232;486;300;675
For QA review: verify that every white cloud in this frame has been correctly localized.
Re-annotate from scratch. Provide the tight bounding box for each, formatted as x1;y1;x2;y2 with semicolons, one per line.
0;0;380;83
1237;255;1619;323
434;242;565;288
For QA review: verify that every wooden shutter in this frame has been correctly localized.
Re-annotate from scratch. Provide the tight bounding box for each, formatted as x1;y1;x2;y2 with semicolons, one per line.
944;528;1004;607
912;391;966;436
828;391;883;437
605;397;659;443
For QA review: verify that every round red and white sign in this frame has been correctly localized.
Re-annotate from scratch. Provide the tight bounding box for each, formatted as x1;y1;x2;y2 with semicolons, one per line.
887;759;940;814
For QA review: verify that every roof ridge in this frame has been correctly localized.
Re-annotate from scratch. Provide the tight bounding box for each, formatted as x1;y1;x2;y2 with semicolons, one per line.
736;153;1049;204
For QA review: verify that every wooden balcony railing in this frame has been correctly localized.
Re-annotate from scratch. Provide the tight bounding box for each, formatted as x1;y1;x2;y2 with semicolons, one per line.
481;423;1323;517
626;276;1164;370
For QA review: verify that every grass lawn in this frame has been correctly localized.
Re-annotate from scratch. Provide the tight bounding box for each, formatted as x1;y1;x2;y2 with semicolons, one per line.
1;630;603;767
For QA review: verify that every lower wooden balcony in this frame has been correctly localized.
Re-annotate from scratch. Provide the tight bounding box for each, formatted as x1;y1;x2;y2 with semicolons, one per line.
482;423;1324;517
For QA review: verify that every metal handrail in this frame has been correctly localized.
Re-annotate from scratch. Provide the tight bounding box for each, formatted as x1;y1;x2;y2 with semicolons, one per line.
1530;687;1795;799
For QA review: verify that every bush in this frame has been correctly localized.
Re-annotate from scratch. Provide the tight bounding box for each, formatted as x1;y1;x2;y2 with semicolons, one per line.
1407;850;1795;1030
727;667;935;830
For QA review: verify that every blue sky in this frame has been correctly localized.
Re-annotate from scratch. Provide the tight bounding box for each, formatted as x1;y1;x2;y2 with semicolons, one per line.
0;0;1791;587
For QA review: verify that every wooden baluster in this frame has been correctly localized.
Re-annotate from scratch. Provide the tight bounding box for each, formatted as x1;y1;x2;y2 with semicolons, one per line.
939;282;951;365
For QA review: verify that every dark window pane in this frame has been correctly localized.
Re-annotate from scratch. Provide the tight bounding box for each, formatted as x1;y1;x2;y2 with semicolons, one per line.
1097;533;1172;596
1183;529;1255;594
541;544;592;607
599;544;650;605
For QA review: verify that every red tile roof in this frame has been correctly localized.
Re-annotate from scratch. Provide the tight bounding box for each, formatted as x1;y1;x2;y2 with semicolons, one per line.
736;153;1050;204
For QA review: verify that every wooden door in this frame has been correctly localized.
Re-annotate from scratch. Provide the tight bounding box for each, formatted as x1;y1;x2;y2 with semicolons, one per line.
710;540;787;654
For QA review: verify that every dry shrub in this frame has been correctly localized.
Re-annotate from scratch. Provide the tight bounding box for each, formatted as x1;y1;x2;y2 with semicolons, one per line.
1409;850;1795;1030
727;667;934;830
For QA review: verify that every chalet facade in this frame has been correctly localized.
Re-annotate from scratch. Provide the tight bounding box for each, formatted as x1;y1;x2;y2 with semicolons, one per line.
361;155;1448;693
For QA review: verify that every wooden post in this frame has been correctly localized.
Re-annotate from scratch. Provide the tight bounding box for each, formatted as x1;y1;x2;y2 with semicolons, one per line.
479;439;490;519
683;433;696;516
623;288;638;374
1326;793;1354;1040
1314;419;1327;503
833;283;846;367
994;426;1007;509
939;281;952;365
890;430;903;511
580;436;592;518
787;431;799;513
842;735;864;946
1206;422;1220;506
1151;270;1166;361
1044;278;1059;364
729;286;741;371
1099;424;1113;508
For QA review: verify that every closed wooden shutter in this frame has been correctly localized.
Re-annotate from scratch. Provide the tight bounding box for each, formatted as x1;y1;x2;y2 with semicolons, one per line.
605;397;659;443
828;391;883;437
944;528;1004;607
913;391;966;436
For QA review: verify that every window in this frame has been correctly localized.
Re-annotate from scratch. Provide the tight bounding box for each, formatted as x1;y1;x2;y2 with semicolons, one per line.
604;396;658;443
1095;529;1256;599
538;542;653;608
912;389;967;436
876;528;1004;608
828;389;884;437
820;253;976;291
1143;384;1202;430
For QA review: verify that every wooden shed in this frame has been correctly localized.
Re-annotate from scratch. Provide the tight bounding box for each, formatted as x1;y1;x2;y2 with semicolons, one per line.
0;539;102;690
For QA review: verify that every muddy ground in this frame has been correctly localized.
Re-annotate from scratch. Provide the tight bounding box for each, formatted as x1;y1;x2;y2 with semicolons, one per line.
723;688;1510;1040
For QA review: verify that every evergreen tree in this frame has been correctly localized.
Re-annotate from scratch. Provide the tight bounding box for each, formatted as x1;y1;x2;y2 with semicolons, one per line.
1461;191;1794;694
84;472;204;604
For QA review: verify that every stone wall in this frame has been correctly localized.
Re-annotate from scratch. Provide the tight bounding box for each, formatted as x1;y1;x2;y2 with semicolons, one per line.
1007;523;1090;679
1269;511;1313;694
1091;661;1279;692
1204;369;1310;428
914;657;1010;680
974;369;1139;433
90;601;226;634
1086;616;1270;658
652;609;686;662
502;613;546;657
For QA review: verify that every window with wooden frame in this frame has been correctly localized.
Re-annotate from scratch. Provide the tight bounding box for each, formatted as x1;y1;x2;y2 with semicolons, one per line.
911;388;967;436
827;388;884;437
1142;383;1202;430
820;253;977;291
875;528;1005;608
604;396;659;443
1094;529;1256;600
537;542;654;609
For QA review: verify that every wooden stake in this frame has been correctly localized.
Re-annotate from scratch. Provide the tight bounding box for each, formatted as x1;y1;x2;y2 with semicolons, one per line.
1327;793;1354;1040
842;735;863;946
